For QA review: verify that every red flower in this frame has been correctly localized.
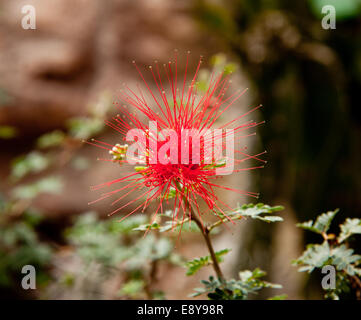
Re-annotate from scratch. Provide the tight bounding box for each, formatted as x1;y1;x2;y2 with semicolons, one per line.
88;52;265;229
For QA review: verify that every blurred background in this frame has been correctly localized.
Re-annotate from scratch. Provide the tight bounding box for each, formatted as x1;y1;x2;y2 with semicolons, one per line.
0;0;360;300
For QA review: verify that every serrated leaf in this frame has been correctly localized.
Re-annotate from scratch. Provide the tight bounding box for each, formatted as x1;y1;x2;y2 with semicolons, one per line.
293;241;331;273
338;218;361;243
297;209;338;235
160;203;284;234
314;210;339;233
294;209;361;299
192;267;281;300
185;249;230;276
231;203;284;223
331;245;361;276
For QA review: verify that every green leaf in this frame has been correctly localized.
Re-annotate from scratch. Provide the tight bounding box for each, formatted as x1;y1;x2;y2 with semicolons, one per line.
185;249;230;276
314;210;339;233
261;216;284;222
294;209;361;298
338;218;361;243
229;203;284;223
153;238;173;260
11;152;50;180
23;209;44;226
124;235;173;269
67;117;104;140
37;130;65;148
112;215;148;234
293;241;331;273
192;268;281;300
65;211;129;266
159;220;200;233
331;245;361;276
185;256;211;276
297;209;338;235
166;203;285;234
119;279;145;298
12;176;63;199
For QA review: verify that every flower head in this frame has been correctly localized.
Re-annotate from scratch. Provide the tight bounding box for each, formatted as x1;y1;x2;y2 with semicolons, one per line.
88;52;265;228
